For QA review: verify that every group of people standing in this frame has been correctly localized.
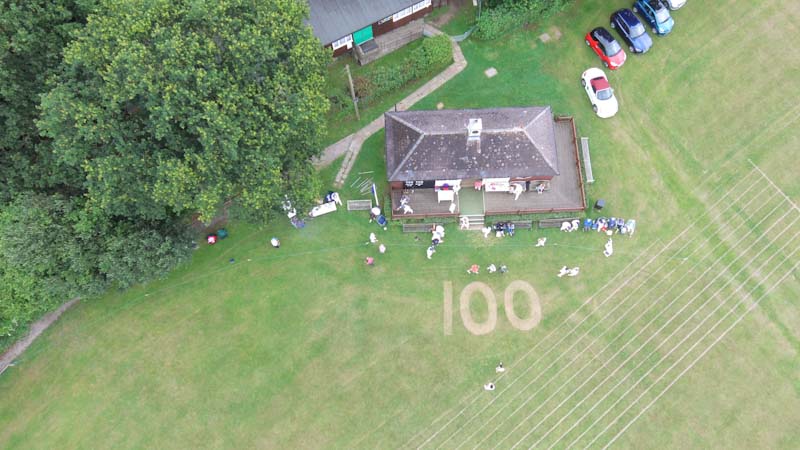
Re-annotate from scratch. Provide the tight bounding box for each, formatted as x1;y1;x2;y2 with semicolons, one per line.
583;217;636;236
467;263;508;275
481;221;516;238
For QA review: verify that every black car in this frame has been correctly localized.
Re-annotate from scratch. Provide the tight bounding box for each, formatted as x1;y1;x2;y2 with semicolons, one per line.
610;8;653;53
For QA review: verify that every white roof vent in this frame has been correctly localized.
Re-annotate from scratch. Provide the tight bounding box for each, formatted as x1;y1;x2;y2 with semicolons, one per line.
467;118;482;140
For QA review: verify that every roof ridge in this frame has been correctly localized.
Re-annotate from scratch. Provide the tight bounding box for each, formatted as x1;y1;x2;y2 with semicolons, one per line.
523;106;550;129
523;127;558;174
388;112;426;135
389;133;426;181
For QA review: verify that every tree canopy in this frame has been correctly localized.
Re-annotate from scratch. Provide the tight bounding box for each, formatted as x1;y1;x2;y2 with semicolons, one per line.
1;0;331;346
38;0;329;222
0;0;96;201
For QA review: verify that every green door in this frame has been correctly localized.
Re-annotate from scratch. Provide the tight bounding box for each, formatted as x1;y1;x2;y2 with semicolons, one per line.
353;25;374;45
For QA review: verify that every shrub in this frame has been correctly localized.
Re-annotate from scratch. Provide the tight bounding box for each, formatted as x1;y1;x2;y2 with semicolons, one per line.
357;35;452;105
352;75;374;99
327;90;351;112
474;0;574;40
0;193;193;346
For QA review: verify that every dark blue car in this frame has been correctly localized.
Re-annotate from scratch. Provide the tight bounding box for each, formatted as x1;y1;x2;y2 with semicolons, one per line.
633;0;674;35
610;9;653;53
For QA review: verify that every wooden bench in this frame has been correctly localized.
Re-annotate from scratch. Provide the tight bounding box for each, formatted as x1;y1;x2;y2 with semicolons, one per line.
347;199;372;211
538;217;579;229
510;220;533;230
581;137;594;184
403;222;440;233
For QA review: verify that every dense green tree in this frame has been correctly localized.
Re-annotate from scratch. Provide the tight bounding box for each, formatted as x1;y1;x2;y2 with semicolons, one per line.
0;0;96;201
37;0;330;222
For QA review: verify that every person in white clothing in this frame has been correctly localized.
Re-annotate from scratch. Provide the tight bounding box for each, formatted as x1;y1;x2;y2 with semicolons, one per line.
604;238;614;257
426;246;436;260
484;383;496;391
378;244;386;254
482;226;492;238
557;266;569;277
487;264;497;273
511;183;524;201
496;363;505;373
567;267;580;277
369;233;378;244
535;237;547;247
560;221;573;232
460;216;470;230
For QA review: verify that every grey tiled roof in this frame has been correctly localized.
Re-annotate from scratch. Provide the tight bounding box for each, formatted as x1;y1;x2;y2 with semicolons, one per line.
307;0;417;45
385;107;560;182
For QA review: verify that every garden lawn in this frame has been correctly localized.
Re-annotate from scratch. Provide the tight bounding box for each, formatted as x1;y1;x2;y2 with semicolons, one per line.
1;0;799;448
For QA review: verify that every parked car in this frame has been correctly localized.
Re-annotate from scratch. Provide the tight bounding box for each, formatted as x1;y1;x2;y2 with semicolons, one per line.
581;67;618;118
633;0;674;35
585;27;627;70
610;9;653;53
664;0;686;10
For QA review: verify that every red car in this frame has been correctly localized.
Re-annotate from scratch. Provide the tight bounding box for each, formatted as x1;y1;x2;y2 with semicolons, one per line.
585;27;627;70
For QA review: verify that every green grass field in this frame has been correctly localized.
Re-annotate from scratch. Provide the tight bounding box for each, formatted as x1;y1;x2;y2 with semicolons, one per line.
2;0;799;448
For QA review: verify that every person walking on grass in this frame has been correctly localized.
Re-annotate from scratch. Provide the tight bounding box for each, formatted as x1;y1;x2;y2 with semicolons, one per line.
270;237;280;248
426;245;436;260
604;238;614;257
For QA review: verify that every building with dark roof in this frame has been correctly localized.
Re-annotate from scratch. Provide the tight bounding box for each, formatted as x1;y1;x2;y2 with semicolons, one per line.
385;107;587;218
306;0;433;64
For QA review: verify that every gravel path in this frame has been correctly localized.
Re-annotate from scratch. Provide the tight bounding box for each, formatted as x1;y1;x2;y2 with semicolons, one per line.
0;298;80;376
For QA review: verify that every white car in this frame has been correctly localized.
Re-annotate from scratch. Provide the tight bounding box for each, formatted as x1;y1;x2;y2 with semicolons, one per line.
581;67;618;118
664;0;686;10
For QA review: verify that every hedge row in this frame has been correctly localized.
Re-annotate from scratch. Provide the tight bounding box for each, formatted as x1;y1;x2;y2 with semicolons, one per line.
353;35;452;103
474;0;574;41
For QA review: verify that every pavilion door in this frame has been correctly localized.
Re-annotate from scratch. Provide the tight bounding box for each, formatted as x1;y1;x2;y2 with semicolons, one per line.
353;25;374;45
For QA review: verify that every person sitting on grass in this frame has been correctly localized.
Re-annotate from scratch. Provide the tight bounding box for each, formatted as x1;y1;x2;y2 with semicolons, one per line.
467;264;480;275
365;257;374;266
487;264;497;273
